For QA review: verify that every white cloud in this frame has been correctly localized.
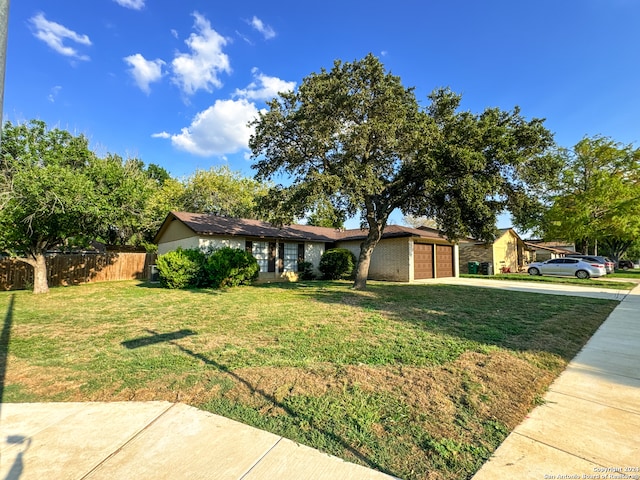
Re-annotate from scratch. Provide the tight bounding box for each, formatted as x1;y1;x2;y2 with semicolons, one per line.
113;0;145;9
235;68;295;101
171;12;231;95
249;16;276;40
48;85;62;103
29;12;91;61
124;53;165;94
151;131;171;139
169;99;260;156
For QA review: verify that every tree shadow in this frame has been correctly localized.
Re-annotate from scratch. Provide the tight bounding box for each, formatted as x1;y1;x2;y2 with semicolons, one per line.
120;328;393;476
258;281;621;364
0;294;14;403
1;296;17;479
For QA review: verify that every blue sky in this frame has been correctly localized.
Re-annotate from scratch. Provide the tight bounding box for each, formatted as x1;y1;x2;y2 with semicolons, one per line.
5;0;640;228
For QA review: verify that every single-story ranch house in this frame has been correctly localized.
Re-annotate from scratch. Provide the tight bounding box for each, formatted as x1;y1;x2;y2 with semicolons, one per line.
154;212;459;282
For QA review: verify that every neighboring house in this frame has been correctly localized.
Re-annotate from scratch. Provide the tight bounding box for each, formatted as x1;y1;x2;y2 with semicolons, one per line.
458;228;534;274
524;240;576;261
154;212;459;282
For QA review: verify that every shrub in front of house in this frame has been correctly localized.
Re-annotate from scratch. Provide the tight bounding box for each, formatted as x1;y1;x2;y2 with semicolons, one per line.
319;248;356;280
204;247;260;288
156;247;206;289
298;261;316;280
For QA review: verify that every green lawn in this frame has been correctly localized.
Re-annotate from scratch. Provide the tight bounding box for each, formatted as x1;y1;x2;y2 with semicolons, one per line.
0;280;620;480
608;269;640;280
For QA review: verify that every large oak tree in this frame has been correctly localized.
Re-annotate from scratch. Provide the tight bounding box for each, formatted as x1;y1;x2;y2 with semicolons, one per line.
250;54;558;289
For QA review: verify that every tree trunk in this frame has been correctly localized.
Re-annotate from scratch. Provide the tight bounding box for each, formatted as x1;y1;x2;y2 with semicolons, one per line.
352;224;384;291
32;253;49;294
18;253;50;294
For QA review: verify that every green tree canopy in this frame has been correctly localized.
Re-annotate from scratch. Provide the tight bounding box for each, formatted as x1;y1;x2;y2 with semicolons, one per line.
543;136;640;260
181;165;269;219
0;120;101;293
88;154;159;246
250;54;558;289
306;198;346;228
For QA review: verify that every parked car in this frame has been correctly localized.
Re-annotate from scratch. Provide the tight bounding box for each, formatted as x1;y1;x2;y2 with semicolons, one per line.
617;259;635;270
527;258;606;279
566;254;615;274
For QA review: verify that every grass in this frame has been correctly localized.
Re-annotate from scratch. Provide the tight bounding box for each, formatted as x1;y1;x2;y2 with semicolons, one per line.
461;273;638;289
608;269;640;280
0;280;620;480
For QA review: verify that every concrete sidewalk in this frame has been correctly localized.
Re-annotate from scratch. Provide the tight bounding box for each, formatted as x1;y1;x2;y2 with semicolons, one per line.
0;401;397;479
472;283;640;479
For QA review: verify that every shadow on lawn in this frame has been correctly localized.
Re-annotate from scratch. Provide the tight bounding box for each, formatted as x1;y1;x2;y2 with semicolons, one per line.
121;328;392;476
254;281;618;363
1;294;15;404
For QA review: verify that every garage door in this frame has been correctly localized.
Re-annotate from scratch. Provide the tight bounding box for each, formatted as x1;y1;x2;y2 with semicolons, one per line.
414;243;434;279
436;245;454;278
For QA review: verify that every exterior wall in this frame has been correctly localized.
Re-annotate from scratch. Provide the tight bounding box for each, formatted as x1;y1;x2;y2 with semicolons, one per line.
305;242;325;276
199;236;245;251
157;236;200;255
492;231;519;273
157;221;199;255
458;242;493;273
453;244;460;277
337;238;411;282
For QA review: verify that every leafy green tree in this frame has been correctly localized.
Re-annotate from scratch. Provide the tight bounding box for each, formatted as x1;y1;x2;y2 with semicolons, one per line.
543;136;640;260
88;154;158;246
250;54;557;289
0;120;100;293
182;166;268;219
306;198;346;228
146;163;171;186
143;177;187;245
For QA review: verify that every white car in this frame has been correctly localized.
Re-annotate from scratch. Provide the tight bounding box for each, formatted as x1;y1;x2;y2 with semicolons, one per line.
527;258;606;279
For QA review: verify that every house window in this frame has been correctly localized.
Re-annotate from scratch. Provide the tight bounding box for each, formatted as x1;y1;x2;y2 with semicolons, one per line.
252;241;269;272
283;243;299;272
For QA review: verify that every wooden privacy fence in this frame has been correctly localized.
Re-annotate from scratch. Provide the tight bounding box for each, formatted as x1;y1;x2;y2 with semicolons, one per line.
0;253;157;291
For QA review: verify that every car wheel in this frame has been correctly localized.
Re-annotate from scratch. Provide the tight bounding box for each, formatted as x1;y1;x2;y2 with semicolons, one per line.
528;267;540;276
575;270;590;279
622;265;630;270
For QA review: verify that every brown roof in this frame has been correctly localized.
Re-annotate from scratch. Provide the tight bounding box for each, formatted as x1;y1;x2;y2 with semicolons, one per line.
155;212;452;244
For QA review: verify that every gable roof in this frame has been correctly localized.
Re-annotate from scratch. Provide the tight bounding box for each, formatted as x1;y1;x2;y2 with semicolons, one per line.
154;212;451;244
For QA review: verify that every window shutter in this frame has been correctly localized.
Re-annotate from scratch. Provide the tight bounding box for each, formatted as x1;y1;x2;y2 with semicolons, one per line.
268;242;276;272
245;240;253;254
